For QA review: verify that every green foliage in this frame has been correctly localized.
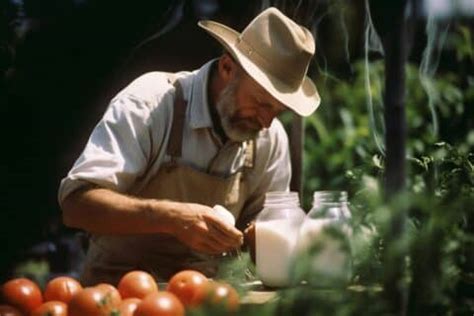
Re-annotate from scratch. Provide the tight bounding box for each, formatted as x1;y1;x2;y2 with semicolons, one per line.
448;24;474;62
301;56;472;208
194;23;474;315
279;21;474;315
13;259;50;288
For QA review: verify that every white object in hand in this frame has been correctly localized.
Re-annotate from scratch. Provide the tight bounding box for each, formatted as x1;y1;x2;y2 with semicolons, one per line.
212;205;236;226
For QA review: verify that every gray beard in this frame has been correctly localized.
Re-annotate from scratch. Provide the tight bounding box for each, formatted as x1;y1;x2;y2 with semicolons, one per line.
216;79;261;142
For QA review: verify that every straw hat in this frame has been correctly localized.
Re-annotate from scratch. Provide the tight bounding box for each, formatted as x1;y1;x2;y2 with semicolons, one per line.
198;7;320;117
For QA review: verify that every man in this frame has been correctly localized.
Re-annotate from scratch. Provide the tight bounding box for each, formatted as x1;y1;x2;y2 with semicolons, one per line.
59;7;320;285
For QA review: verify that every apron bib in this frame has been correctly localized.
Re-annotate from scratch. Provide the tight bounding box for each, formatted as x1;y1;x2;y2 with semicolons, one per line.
81;78;254;285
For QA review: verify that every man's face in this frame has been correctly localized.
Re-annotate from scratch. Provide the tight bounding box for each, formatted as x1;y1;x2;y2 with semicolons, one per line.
216;70;286;142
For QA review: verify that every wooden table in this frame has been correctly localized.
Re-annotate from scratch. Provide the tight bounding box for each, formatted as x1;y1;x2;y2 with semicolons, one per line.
240;281;278;305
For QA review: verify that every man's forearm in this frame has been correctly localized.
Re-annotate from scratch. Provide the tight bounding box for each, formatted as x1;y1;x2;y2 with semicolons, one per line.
61;187;177;235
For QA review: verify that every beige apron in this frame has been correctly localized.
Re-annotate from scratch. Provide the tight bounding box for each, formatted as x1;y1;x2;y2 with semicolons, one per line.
81;78;255;286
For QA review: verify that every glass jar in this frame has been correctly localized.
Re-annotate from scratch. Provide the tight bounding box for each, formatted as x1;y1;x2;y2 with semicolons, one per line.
295;191;352;286
255;191;305;287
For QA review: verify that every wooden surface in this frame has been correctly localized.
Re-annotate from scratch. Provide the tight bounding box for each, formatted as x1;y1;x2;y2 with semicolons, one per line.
158;280;383;305
158;280;278;305
240;281;278;305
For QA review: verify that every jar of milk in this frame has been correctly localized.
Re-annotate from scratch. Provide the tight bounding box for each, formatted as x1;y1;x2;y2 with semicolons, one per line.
295;191;352;286
255;191;305;287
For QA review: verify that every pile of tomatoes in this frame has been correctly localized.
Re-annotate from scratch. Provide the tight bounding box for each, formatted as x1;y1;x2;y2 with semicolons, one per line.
0;270;240;316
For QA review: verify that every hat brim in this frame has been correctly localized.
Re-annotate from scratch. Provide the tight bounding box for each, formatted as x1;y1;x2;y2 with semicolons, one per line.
198;20;320;117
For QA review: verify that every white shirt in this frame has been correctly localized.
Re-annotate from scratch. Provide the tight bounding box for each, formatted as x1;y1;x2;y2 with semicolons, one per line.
58;60;291;221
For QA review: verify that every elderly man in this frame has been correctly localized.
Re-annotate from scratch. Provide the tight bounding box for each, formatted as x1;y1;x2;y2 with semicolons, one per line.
59;7;320;285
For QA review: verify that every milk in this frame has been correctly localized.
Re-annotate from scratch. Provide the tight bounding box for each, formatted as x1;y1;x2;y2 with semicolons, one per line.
296;218;352;284
256;219;300;287
297;218;337;250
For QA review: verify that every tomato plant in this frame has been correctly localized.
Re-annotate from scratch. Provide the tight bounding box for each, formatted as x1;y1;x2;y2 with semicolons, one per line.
44;276;82;304
1;278;43;314
117;271;158;299
134;291;184;316
31;301;67;316
166;270;208;307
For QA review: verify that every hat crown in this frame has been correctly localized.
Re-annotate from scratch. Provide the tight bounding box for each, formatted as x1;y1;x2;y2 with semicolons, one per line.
237;7;315;88
197;7;321;116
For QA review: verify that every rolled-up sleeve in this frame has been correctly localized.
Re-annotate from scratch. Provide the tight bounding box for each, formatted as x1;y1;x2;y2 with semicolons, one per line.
58;94;154;206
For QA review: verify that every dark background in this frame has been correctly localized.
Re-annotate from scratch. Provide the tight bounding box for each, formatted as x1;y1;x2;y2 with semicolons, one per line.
0;0;268;279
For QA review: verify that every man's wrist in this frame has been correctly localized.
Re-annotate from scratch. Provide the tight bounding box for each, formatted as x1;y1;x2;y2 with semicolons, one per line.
141;198;179;235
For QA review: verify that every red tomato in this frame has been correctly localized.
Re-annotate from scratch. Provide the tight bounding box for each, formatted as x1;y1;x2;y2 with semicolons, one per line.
134;292;184;316
117;298;141;316
192;281;240;312
117;271;158;299
95;283;122;307
30;301;67;316
68;287;117;316
43;276;82;304
1;278;43;314
166;270;208;307
0;305;23;316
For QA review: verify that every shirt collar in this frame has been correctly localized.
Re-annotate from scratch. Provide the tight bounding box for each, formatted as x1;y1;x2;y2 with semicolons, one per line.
187;59;218;129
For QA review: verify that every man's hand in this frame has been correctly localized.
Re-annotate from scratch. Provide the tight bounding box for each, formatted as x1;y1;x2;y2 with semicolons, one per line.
168;202;243;255
243;221;256;264
62;187;243;254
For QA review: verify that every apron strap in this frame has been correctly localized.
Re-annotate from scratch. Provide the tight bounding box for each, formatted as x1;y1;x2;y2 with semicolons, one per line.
165;76;255;170
166;80;187;160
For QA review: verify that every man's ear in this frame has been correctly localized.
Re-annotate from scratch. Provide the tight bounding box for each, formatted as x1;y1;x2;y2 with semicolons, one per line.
218;53;238;84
